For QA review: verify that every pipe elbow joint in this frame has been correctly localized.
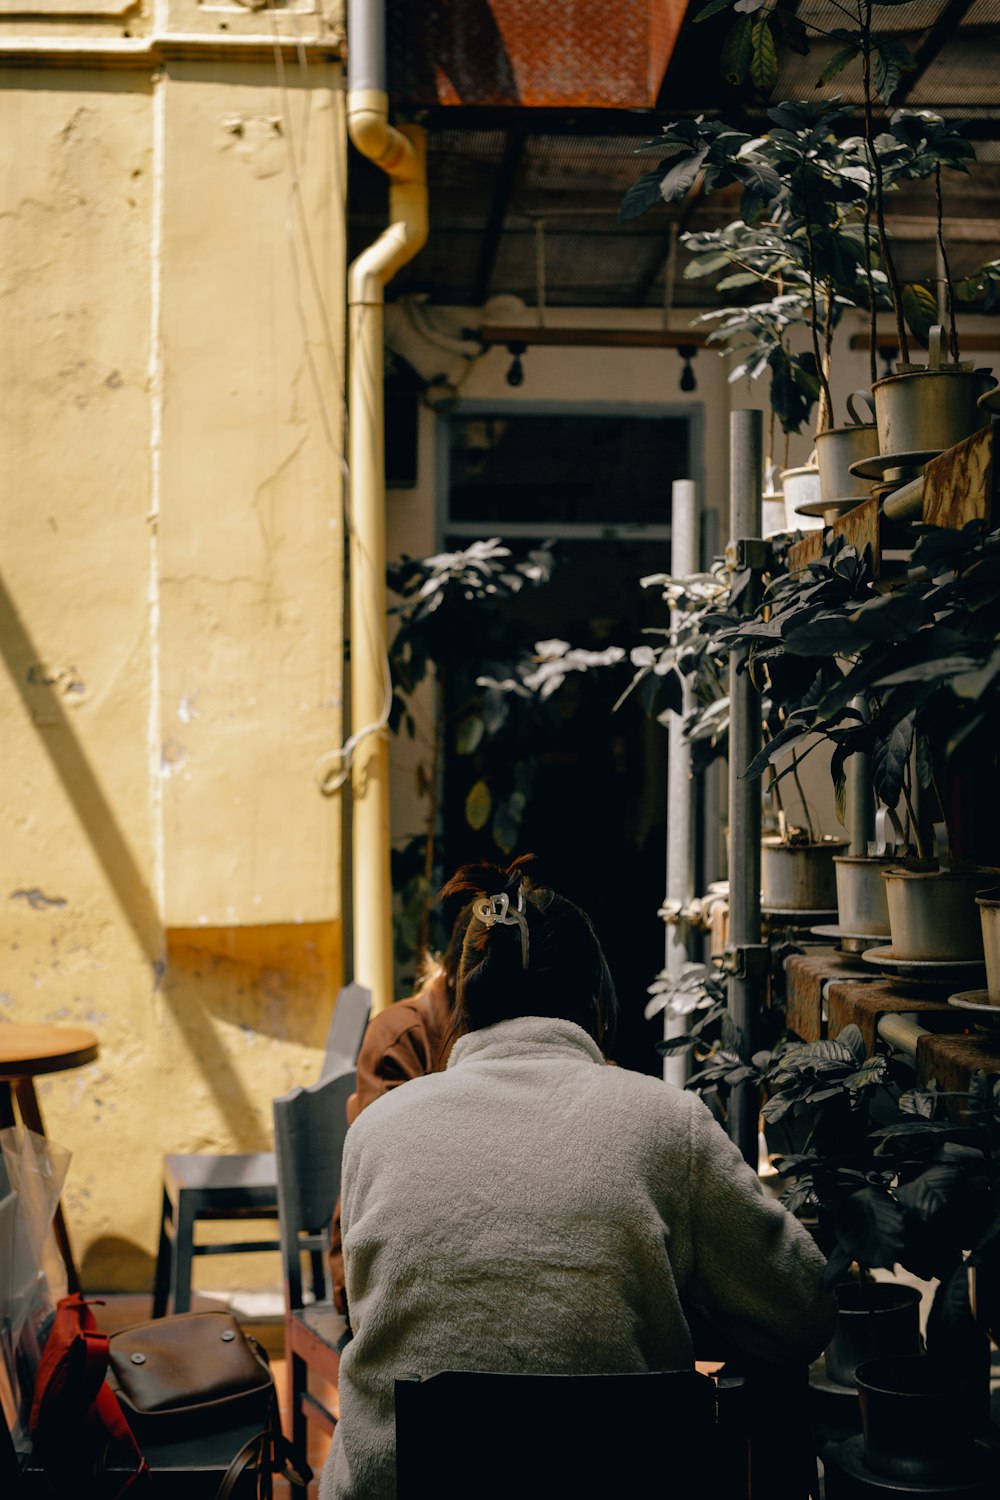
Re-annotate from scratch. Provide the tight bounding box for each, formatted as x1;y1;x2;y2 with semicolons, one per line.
347;91;417;179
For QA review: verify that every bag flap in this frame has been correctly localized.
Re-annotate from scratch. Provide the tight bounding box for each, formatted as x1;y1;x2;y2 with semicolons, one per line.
108;1311;269;1416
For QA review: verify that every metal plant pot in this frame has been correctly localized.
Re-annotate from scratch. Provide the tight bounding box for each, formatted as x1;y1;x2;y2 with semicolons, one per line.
872;329;996;457
882;868;990;962
762;836;848;911
856;1356;977;1485
780;465;822;531
815;395;879;502
975;887;1000;1003
834;855;899;937
824;1283;921;1388
761;492;787;538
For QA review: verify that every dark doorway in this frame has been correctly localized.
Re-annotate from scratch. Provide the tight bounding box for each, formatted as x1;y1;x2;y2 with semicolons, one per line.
440;405;696;1075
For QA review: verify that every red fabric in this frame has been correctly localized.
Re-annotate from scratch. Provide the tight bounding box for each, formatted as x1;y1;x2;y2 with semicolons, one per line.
28;1293;148;1491
28;1293;106;1441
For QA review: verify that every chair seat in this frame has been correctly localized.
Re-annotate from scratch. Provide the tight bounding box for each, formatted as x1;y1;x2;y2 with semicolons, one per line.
154;1155;280;1316
164;1153;278;1208
293;1301;351;1354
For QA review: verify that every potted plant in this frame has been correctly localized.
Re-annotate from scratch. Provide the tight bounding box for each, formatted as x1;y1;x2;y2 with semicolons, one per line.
626;103;876;523
768;1045;1000;1434
689;1;996;457
867;112;997;460
673;1012;1000;1429
731;524;1000;961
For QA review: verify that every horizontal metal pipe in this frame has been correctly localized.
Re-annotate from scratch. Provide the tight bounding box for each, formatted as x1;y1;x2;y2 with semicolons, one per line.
881;476;925;521
876;1012;930;1059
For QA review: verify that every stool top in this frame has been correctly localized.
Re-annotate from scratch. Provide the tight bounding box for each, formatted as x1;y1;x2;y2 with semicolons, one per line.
0;1023;99;1080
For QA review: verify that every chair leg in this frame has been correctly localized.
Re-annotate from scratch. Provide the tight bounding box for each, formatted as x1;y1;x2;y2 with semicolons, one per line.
172;1194;197;1316
290;1350;308;1462
152;1186;173;1319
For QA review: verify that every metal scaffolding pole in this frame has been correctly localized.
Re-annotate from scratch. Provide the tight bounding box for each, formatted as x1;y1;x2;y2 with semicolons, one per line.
663;480;698;1088
847;694;874;856
726;411;766;1165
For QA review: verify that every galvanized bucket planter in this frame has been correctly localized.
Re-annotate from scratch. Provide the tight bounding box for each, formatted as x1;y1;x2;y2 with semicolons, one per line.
761;490;787;538
882;868;990;962
872;328;996;458
815;391;879;502
780;464;822;531
762;835;848;911
975;887;1000;1002
834;855;899;937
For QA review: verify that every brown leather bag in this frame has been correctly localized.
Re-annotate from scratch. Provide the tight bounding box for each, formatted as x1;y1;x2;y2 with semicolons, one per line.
108;1311;272;1441
106;1310;309;1499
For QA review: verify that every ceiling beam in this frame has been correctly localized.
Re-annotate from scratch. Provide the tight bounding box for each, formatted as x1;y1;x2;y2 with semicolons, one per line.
479;325;708;349
416;103;1000;141
893;0;979;106
850;331;999;350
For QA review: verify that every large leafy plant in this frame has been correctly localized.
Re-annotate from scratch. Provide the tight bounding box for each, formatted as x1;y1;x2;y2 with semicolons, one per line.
388;538;557;968
687;0;983;375
666;1010;1000;1375
728;524;1000;864
623;102;873;432
763;1029;1000;1377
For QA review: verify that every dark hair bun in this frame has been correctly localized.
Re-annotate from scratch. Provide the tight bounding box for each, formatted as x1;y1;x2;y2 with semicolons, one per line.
439;854;536;903
437;854;619;1054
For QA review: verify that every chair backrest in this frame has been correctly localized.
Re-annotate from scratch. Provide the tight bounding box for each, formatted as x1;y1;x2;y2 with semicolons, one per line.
273;1069;356;1313
395;1369;718;1497
318;982;371;1082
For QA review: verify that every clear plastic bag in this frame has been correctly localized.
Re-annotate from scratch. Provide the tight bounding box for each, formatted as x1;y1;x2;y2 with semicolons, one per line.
0;1125;71;1449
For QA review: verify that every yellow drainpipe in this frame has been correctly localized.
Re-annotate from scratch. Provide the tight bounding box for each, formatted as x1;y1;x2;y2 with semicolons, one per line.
346;90;428;1014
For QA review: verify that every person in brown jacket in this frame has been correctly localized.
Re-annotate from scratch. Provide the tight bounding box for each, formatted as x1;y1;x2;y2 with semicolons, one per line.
328;915;469;1314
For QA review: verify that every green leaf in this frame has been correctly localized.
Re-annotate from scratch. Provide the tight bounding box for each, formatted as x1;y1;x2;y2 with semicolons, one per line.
619;164;673;223
721;14;753;87
871;712;914;809
714;271;763;290
901;282;938;347
492;790;526;854
751;18;779;93
818;45;858;86
695;0;737;20
835;1187;906;1271
465;779;492;832
895;1165;963;1221
660;146;710;204
873;38;917;102
455;714;485;756
772;6;810;57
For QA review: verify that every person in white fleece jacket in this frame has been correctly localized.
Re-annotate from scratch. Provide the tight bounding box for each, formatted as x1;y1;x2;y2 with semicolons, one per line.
321;856;834;1500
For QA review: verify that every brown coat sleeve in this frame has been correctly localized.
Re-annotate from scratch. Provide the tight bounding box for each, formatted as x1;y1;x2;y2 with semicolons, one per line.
329;976;452;1314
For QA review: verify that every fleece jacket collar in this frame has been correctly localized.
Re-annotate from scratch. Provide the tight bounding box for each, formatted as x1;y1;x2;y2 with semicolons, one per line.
447;1014;605;1070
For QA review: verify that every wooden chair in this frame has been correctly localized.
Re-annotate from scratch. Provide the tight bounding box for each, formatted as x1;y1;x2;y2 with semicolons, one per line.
394;1369;723;1498
152;983;369;1317
273;1069;354;1458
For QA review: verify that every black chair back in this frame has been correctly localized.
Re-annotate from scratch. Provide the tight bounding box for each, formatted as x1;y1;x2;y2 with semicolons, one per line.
395;1368;718;1498
273;1069;355;1312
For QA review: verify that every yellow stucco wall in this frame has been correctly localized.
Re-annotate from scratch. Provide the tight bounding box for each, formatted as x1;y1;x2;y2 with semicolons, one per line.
1;44;346;1290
